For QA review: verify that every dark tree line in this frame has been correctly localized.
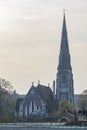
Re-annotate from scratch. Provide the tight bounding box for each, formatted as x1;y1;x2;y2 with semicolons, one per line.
79;90;87;110
0;78;16;117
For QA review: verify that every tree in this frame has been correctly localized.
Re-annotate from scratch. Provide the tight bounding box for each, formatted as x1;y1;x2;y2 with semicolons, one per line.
0;78;13;93
0;78;13;116
59;100;75;112
78;90;87;120
2;97;16;116
79;90;87;110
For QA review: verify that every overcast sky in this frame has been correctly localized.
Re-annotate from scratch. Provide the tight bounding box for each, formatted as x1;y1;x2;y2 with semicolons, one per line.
0;0;87;94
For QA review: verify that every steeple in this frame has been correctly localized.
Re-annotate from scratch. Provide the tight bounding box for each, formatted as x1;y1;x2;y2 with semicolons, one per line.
56;12;74;104
58;12;72;70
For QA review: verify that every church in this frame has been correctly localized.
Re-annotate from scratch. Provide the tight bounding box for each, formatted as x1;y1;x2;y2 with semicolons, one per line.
16;13;74;118
56;13;74;104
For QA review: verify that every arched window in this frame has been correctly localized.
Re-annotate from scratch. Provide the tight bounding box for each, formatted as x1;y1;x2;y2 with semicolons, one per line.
19;103;23;116
61;93;68;100
37;105;39;110
62;73;67;84
32;101;34;112
25;106;27;116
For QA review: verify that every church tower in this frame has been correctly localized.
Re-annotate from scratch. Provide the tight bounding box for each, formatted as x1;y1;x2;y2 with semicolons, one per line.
56;12;74;104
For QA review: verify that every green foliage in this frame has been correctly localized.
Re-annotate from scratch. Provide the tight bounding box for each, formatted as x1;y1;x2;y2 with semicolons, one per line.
0;78;13;93
82;90;87;95
49;110;61;118
59;100;74;111
79;89;87;110
0;78;16;117
0;116;15;123
49;100;75;118
2;97;16;116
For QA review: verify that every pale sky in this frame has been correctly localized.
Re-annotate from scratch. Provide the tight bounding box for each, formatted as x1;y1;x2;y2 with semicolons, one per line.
0;0;87;94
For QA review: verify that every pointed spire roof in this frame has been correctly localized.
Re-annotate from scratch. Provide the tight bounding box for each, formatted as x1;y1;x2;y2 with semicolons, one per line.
62;11;67;34
58;12;72;70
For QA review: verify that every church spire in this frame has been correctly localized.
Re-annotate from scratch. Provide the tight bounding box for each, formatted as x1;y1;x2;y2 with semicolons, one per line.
58;12;72;70
56;12;74;104
62;10;67;34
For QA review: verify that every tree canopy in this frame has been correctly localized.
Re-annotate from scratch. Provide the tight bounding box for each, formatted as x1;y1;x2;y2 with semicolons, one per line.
79;89;87;110
0;78;15;116
59;100;74;111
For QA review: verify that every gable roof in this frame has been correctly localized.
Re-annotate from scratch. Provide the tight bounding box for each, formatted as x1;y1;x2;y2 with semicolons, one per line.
24;84;53;104
36;84;53;102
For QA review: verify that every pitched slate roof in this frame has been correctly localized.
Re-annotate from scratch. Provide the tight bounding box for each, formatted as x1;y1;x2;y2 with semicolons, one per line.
36;84;53;102
23;84;54;105
16;84;55;114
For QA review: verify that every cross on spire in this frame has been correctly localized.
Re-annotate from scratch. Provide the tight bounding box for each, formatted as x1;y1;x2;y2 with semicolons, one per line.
63;9;65;15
